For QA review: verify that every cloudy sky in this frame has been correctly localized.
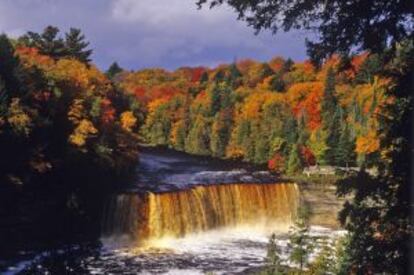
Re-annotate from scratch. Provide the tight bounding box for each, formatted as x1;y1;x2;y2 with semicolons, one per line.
0;0;311;70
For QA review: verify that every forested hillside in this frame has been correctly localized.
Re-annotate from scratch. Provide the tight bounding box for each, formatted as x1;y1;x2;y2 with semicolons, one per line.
115;53;386;174
0;27;141;245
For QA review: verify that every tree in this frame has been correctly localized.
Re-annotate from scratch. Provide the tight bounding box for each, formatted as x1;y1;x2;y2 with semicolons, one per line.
0;34;22;95
308;238;335;275
106;62;123;79
337;41;413;274
120;111;137;132
265;233;283;274
288;216;313;272
287;144;303;175
23;26;66;59
335;122;356;167
64;28;93;64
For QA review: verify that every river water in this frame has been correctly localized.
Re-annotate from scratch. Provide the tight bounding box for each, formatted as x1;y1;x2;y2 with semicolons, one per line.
2;147;343;274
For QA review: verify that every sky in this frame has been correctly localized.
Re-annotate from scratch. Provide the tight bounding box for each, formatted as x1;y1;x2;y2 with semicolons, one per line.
0;0;311;71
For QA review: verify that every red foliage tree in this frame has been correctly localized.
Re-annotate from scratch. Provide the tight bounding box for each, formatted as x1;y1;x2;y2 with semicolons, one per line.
268;153;285;173
300;146;316;167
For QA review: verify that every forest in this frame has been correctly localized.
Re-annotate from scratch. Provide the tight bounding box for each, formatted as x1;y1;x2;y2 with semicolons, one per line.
0;24;390;249
0;0;412;270
120;52;385;174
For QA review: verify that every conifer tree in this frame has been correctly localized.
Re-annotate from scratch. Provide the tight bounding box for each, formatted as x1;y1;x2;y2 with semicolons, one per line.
287;144;303;175
335;122;356;167
266;233;283;274
64;28;93;64
106;62;123;79
321;67;341;164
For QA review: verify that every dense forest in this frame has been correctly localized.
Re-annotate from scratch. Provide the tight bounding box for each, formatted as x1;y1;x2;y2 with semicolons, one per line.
116;52;384;174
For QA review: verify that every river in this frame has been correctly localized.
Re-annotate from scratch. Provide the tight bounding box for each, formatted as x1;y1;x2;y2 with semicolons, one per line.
1;147;344;274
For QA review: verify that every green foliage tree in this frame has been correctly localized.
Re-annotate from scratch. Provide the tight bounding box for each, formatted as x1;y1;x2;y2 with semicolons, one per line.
335;122;356;167
23;25;66;59
64;28;93;64
0;34;22;95
288;216;313;272
287;144;303;175
355;54;382;84
264;233;283;275
308;238;335;275
210;111;232;157
106;62;123;79
185;116;211;155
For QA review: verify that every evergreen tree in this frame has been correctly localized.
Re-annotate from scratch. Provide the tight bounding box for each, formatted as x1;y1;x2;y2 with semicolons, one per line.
254;132;270;164
321;67;337;123
288;216;313;272
308;238;335;274
0;34;22;95
265;233;283;275
210;111;231;158
325;105;342;165
269;71;286;92
282;58;294;72
64;28;93;64
24;26;66;59
335;122;356;167
297;112;309;146
209;84;221;115
287;144;303;175
106;62;123;79
227;62;242;87
321;68;340;164
282;114;298;147
355;54;382;84
200;71;209;83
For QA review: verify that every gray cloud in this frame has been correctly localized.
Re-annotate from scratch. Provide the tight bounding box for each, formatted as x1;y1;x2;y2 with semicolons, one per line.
0;0;310;70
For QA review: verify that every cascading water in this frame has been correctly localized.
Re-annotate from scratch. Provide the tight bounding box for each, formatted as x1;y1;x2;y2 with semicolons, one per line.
102;182;300;244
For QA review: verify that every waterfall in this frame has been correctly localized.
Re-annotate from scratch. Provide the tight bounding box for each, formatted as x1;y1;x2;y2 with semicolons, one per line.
102;183;299;243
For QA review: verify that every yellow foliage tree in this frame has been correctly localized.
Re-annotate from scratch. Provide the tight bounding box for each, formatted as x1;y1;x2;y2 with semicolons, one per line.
68;99;85;124
69;119;98;147
120;111;137;132
7;98;32;136
356;130;380;155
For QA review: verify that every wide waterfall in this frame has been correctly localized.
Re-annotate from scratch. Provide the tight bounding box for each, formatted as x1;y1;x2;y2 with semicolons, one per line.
102;182;299;244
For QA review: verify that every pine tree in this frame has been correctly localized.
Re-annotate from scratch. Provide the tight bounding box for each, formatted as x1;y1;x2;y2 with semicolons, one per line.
228;62;242;87
325;105;342;165
335;122;356;167
265;233;283;274
106;62;123;79
321;67;340;165
288;216;313;272
287;144;303;175
321;67;337;124
270;71;286;92
210;111;231;158
0;34;22;95
208;84;221;115
25;26;66;59
297;112;309;146
185;116;211;155
64;28;93;64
